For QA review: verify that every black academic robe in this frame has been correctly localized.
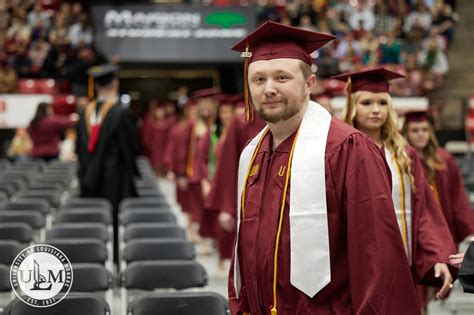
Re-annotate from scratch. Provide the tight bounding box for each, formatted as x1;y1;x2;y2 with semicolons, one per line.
76;101;140;215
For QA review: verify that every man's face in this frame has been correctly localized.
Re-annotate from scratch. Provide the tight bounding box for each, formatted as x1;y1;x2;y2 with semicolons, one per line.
406;121;431;151
248;58;313;124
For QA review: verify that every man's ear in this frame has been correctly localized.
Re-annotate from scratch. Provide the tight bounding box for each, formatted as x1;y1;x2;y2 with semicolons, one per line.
306;74;317;95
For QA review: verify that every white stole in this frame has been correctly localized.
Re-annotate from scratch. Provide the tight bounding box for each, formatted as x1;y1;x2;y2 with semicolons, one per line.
384;148;413;263
234;101;332;298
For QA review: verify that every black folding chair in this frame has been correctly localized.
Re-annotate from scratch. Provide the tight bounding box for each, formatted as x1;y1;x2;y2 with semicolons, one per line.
119;198;168;212
47;239;108;264
119;209;176;226
127;292;230;315
124;239;195;263
0;223;33;243
47;223;109;243
5;293;110;315
0;240;24;265
55;209;112;225
63;198;112;212
124;223;186;242
1;200;50;216
122;260;208;290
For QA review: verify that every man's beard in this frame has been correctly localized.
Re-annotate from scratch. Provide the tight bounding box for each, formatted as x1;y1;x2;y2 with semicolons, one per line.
256;99;300;124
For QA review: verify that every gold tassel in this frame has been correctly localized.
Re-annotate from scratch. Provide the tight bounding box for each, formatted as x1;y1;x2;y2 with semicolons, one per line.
242;45;253;122
88;75;94;99
344;77;352;124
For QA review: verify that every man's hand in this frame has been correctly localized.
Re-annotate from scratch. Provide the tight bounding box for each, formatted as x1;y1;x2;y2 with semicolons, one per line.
219;212;235;232
434;262;453;299
201;179;211;198
176;177;188;190
449;252;465;268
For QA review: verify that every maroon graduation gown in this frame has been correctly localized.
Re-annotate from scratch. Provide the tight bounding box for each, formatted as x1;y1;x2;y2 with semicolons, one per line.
229;119;420;315
430;148;474;243
405;146;457;286
149;118;173;172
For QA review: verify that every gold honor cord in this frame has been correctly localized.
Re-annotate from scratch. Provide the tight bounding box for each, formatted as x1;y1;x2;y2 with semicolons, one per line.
240;127;301;315
430;179;442;208
394;158;410;259
186;126;196;177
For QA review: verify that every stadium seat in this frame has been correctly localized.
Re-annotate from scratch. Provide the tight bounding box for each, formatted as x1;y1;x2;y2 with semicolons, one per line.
0;210;45;230
16;190;61;208
119;198;168;212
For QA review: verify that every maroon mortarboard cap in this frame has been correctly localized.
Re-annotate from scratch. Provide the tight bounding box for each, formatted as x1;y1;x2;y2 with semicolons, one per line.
404;111;429;123
231;20;335;65
232;21;335;122
192;87;221;100
331;67;405;94
215;94;239;107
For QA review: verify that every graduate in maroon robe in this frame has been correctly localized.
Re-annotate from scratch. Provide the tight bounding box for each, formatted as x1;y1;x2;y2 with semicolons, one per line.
140;98;158;158
149;101;174;176
228;21;420;315
163;100;197;222
198;95;239;267
402;111;474;244
334;67;457;311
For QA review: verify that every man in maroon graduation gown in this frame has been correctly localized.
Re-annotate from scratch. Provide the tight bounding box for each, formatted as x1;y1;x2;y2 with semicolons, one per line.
228;21;420;315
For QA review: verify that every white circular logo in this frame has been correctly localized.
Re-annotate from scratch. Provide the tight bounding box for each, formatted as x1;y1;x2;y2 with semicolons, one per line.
10;244;73;307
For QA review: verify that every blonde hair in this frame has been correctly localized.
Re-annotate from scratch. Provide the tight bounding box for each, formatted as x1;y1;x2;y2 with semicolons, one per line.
401;119;445;183
342;91;415;187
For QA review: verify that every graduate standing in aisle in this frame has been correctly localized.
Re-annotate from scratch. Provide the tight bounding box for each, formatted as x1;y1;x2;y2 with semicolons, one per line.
402;111;474;243
76;64;140;262
334;67;457;312
228;21;420;315
198;94;237;270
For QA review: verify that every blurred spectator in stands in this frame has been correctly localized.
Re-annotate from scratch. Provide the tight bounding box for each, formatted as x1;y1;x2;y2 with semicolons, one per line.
379;32;402;64
7;128;32;161
403;1;432;48
316;43;340;78
334;32;361;60
327;8;351;37
348;2;375;33
41;31;65;78
7;10;31;42
374;1;399;36
360;32;379;65
28;102;78;161
431;2;457;45
59;2;73;29
391;54;424;96
28;38;50;77
71;2;84;24
59;128;77;161
68;46;106;96
69;13;93;48
9;32;32;77
0;55;18;93
418;37;449;76
27;1;51;31
297;14;317;31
